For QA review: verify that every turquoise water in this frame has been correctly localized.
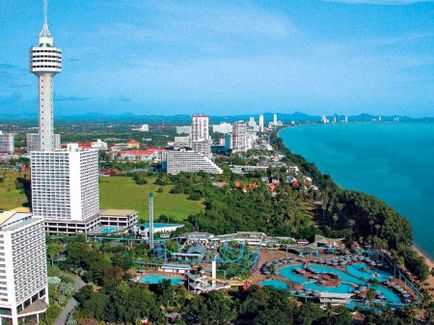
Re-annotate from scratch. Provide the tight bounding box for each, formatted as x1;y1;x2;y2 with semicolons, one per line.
259;279;288;290
372;285;402;304
139;274;183;285
347;263;391;282
279;122;434;259
100;227;120;234
277;263;402;304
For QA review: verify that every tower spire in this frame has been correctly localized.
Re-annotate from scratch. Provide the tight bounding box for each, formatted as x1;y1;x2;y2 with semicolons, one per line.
43;0;48;27
39;0;52;40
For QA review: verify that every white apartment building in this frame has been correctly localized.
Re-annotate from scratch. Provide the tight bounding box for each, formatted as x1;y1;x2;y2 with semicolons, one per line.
132;124;149;132
212;122;233;134
191;115;211;157
191;115;209;142
232;122;248;153
273;113;278;126
0;132;14;154
30;144;100;221
163;150;223;175
91;139;108;151
259;114;265;132
176;126;191;135
26;133;60;152
191;140;211;157
0;210;48;325
174;136;190;146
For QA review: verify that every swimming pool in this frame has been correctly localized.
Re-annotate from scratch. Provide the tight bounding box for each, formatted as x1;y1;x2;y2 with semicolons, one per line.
347;263;392;282
139;274;183;285
259;279;288;290
100;227;120;234
372;285;402;304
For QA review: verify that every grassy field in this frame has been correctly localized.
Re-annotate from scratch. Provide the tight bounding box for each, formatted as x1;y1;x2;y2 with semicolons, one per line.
0;170;29;211
99;176;203;222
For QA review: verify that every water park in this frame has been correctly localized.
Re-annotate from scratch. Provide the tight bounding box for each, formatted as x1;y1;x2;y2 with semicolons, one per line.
79;228;422;311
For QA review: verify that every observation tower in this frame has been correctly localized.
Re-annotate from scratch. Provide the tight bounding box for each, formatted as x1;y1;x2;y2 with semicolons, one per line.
30;0;62;151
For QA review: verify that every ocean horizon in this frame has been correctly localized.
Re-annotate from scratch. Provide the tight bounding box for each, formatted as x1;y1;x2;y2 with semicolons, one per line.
279;121;434;260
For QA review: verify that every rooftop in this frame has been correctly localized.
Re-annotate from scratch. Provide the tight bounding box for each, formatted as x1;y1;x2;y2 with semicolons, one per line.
100;209;136;217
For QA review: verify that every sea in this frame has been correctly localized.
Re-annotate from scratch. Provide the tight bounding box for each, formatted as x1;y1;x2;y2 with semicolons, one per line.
279;121;434;260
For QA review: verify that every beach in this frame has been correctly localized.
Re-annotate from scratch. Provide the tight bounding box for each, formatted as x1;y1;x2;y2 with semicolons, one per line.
414;246;434;292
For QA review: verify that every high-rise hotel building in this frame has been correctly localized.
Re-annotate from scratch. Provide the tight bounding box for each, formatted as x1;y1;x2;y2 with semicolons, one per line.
0;210;48;325
191;115;211;157
31;144;100;221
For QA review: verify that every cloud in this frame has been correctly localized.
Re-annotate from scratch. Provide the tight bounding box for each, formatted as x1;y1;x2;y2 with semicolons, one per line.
324;0;433;4
55;95;91;102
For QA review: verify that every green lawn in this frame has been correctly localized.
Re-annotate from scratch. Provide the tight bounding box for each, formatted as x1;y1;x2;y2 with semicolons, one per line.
0;170;29;211
99;176;203;222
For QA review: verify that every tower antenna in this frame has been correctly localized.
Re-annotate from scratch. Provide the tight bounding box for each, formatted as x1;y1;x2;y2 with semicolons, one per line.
43;0;48;27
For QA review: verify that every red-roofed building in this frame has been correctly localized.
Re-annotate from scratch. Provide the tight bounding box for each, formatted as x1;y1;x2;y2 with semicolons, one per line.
127;140;140;149
111;147;165;161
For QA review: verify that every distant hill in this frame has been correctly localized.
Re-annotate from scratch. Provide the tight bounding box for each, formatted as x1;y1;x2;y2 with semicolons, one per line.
0;111;431;125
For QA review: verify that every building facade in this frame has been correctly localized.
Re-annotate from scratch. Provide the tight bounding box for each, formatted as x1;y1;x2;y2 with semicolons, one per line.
232;121;248;153
212;122;233;134
0;210;48;325
30;144;100;221
191;115;209;142
26;133;60;152
0;132;14;154
163;150;223;175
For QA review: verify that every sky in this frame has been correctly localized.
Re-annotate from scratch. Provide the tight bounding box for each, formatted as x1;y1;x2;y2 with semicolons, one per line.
0;0;433;117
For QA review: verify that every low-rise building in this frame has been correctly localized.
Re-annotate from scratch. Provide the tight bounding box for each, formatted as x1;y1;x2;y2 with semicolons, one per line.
91;139;108;151
162;150;223;175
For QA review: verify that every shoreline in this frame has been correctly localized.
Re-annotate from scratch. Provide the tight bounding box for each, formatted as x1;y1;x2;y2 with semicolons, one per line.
413;246;434;290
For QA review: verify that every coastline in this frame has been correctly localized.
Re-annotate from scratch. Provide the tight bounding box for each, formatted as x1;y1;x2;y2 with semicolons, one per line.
414;246;434;289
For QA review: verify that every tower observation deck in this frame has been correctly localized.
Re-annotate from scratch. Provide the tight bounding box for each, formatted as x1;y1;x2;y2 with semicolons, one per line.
30;0;62;152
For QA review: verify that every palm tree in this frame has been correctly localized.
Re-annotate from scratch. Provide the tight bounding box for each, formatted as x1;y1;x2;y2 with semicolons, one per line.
332;214;339;228
368;219;375;235
374;224;381;235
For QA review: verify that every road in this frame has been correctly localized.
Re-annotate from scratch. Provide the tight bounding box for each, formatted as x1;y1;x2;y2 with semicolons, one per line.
54;273;86;325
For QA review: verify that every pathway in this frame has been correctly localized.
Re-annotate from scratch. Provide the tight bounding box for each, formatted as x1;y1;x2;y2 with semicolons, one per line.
54;273;86;325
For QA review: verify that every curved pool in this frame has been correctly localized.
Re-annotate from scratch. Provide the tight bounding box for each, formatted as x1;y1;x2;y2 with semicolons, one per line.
346;263;392;282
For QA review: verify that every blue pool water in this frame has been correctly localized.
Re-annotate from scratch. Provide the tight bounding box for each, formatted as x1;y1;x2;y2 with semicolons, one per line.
100;227;120;234
278;264;307;284
347;263;391;282
308;265;366;286
304;282;355;294
259;279;288;290
277;263;402;305
372;285;402;304
139;274;183;285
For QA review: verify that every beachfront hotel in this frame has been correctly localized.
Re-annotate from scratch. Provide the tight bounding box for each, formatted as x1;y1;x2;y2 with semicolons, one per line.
0;210;48;325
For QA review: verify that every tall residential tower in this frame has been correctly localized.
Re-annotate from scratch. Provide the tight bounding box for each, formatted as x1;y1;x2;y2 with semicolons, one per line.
30;0;62;152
